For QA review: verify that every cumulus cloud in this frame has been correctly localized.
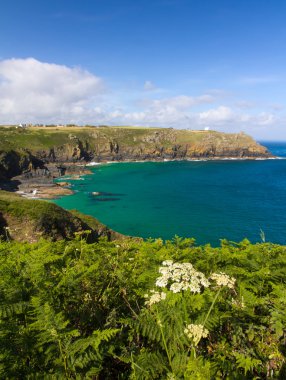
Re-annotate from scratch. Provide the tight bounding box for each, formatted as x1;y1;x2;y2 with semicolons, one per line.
0;58;281;138
199;106;233;124
0;58;104;123
105;103;278;133
197;106;277;129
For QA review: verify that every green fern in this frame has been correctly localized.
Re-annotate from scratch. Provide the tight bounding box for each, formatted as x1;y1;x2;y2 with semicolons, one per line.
234;352;262;375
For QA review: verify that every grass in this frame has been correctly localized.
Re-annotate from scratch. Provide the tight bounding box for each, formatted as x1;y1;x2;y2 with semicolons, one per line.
0;191;122;242
0;125;254;153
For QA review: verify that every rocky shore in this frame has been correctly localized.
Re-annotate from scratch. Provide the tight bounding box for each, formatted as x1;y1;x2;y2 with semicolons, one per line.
2;155;276;201
0;163;92;199
0;126;274;199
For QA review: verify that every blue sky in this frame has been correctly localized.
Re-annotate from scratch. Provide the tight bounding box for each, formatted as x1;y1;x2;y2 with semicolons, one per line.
0;0;286;139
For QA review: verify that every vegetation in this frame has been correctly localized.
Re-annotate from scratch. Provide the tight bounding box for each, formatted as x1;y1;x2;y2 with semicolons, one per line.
0;126;270;180
0;191;121;242
0;125;261;153
0;235;285;379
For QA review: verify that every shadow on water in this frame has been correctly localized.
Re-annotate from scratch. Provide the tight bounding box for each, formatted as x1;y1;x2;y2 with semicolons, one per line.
93;198;121;202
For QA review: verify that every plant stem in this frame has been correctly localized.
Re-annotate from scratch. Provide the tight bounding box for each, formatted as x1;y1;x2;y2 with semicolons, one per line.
58;339;69;378
156;307;175;376
202;287;222;328
121;289;138;318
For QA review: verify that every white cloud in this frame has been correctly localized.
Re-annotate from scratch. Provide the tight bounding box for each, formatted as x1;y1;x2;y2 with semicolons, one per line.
0;57;282;139
256;112;276;126
0;58;103;123
199;106;233;124
108;104;278;134
143;80;156;91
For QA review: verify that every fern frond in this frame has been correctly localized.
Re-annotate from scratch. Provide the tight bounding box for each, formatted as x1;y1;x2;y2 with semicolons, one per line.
133;349;167;380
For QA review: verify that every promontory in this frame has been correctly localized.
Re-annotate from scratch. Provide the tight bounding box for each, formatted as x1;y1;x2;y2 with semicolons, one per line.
0;125;272;181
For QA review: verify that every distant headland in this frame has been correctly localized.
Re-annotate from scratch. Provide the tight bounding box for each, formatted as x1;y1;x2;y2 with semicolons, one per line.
0;125;272;198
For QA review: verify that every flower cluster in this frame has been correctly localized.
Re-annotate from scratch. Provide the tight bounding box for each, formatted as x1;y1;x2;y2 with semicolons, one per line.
210;272;236;289
144;290;167;306
155;260;210;294
184;324;209;345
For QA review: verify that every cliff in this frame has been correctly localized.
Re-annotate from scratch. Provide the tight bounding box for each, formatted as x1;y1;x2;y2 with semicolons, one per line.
0;191;124;242
0;126;272;179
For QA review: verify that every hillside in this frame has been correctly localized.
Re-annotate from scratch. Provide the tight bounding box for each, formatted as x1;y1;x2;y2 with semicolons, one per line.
0;125;271;179
0;191;123;242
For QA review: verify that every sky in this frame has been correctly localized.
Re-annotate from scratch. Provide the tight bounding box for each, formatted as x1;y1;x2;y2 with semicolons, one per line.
0;0;286;139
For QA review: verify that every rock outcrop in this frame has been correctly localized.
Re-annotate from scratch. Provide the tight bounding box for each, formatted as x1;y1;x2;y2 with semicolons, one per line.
0;126;272;180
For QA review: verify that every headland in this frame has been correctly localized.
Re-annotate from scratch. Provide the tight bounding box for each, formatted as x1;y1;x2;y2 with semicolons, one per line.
0;125;273;198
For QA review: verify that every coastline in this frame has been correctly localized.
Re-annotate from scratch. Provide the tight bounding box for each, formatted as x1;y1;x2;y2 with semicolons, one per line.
0;163;92;200
87;155;279;166
1;154;280;201
50;150;286;245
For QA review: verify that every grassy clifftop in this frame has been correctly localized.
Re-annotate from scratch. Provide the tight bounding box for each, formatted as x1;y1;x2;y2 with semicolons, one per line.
0;124;270;156
0;190;123;242
0;125;271;179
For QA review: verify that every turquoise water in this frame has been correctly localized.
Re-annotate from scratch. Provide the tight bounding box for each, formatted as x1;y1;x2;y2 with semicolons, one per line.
53;142;286;245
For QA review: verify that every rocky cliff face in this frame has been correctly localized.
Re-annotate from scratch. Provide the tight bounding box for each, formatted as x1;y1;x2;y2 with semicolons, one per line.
0;150;45;179
37;130;269;162
30;129;271;162
0;127;272;179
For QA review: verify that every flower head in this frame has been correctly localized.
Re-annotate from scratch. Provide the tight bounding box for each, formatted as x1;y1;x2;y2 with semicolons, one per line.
155;261;210;294
145;290;166;306
184;324;209;345
210;272;236;289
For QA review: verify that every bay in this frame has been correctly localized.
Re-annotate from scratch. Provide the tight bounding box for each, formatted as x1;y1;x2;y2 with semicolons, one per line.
53;142;286;246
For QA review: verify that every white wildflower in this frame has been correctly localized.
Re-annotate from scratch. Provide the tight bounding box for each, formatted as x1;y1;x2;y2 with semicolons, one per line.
161;292;167;300
188;282;201;294
162;260;173;266
155;277;168;288
158;267;171;276
156;261;210;294
210;272;236;289
170;282;183;293
184;324;209;345
145;290;166;306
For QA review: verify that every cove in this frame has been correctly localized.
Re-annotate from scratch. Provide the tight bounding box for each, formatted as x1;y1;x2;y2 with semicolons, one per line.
53;142;286;246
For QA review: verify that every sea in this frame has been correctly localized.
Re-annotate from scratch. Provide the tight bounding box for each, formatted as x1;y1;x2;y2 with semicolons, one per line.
53;142;286;246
